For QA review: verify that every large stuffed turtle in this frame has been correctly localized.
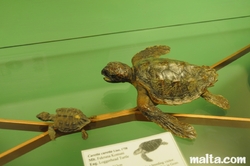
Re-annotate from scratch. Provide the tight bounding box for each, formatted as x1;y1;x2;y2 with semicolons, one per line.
36;108;91;140
101;45;229;139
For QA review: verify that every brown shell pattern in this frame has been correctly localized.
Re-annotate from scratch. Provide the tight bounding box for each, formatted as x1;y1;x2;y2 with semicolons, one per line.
54;108;90;132
135;58;218;105
139;139;163;152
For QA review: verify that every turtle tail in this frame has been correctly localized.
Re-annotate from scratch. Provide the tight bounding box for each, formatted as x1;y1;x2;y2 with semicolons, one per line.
141;108;196;139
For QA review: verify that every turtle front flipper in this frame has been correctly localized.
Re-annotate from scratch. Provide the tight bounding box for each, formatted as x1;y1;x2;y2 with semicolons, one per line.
48;126;56;140
132;45;170;65
137;86;196;139
141;152;153;162
81;129;88;140
201;90;230;110
141;107;196;139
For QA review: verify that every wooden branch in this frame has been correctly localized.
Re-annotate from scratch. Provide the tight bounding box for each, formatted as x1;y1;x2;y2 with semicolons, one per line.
1;108;250;165
210;44;250;70
173;113;250;128
86;108;250;130
1;108;250;133
0;132;50;165
0;118;50;132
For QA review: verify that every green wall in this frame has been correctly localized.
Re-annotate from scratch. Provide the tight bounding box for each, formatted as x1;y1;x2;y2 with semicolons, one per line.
1;1;250;165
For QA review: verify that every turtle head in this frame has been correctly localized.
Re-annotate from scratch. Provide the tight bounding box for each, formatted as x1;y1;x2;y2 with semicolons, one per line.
101;62;132;83
36;112;53;121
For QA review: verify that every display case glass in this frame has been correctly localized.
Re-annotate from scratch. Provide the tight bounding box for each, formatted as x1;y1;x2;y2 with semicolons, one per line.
1;1;250;165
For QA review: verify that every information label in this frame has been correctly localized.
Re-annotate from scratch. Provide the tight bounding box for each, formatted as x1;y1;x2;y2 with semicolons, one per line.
82;132;187;166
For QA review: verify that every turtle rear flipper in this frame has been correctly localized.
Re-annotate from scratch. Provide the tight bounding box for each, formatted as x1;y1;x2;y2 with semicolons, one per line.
141;107;196;139
201;90;230;110
141;153;153;162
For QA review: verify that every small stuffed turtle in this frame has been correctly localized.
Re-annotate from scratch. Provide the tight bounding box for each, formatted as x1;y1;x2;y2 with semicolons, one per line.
36;108;91;140
134;138;168;162
101;45;229;139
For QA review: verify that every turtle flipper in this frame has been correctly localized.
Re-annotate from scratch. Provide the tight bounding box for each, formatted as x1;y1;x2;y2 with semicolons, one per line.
134;148;142;155
48;126;56;140
137;86;196;139
81;129;88;140
161;141;168;145
141;107;196;139
132;45;170;65
141;153;153;162
201;90;230;110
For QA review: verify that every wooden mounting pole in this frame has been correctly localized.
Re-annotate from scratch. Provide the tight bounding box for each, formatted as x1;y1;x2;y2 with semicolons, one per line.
1;108;250;165
210;44;250;70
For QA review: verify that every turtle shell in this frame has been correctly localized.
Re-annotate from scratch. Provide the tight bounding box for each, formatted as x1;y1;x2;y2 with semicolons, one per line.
53;108;90;132
134;58;218;105
139;139;163;152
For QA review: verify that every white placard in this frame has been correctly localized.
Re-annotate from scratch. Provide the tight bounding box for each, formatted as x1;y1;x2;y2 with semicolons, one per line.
81;132;187;166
